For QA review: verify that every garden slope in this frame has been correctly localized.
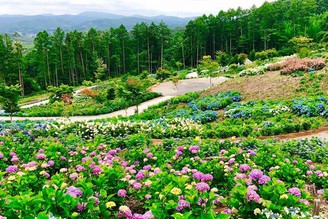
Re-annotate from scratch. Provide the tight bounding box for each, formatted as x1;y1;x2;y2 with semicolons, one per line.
205;71;302;101
0;77;228;122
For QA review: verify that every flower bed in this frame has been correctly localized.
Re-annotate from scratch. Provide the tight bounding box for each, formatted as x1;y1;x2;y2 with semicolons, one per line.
0;135;327;218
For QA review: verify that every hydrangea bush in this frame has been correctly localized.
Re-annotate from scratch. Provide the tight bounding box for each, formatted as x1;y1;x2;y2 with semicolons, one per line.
0;135;327;218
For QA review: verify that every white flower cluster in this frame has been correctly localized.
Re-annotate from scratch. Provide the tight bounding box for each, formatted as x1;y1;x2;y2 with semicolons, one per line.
260;207;326;219
239;66;267;77
60;118;203;139
270;105;291;116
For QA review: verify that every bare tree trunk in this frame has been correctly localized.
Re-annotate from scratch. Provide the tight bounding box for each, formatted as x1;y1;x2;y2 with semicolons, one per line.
196;42;199;67
137;42;140;74
190;35;193;68
122;38;126;74
18;62;24;96
229;37;232;54
147;35;151;73
161;39;164;68
80;52;86;80
182;43;185;69
252;32;255;50
46;51;51;86
55;65;59;87
60;47;64;78
212;33;216;59
107;45;111;77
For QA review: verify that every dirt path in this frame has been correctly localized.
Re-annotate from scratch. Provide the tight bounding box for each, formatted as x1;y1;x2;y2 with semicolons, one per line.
152;126;328;145
150;77;228;96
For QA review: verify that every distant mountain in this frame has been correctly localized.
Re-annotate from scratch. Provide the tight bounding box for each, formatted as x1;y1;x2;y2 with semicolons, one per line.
0;12;194;34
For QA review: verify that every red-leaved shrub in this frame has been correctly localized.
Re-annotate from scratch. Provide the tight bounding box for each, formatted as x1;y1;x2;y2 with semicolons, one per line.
269;58;327;75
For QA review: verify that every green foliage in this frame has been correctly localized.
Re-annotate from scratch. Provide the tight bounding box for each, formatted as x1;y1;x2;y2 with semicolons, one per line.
289;37;314;56
198;55;219;76
94;58;107;80
82;80;93;87
0;84;21;117
48;85;74;103
156;68;172;81
23;77;41;95
254;49;278;61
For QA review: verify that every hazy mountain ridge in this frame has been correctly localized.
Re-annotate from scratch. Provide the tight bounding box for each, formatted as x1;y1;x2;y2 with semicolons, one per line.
0;12;193;34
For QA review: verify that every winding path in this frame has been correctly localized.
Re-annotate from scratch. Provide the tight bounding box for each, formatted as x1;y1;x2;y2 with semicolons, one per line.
2;76;327;140
0;77;228;122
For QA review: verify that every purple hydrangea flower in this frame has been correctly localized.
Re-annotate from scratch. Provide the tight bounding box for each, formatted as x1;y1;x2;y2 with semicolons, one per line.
249;169;263;180
67;186;82;198
118;206;133;218
77;202;86;212
189;145;199;154
288;187;301;196
235;173;247;180
47;160;55;166
239;164;250;172
202;173;213;182
248;149;257;156
193;171;203;181
136;170;145;180
146;153;153;158
88;196;100;205
196;182;210;192
153;168;161;174
143;165;152;171
246;189;260;203
6;165;18;173
305;160;312;165
118;189;127;198
317;189;324;195
76;165;85;172
92;166;103;175
133;182;142;190
228;158;235;165
258;175;271;185
11;156;19;162
176;200;190;211
315;170;323;177
70;173;79;180
142;211;155;219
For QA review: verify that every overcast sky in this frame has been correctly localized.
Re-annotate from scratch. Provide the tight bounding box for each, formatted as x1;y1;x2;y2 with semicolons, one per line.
0;0;276;17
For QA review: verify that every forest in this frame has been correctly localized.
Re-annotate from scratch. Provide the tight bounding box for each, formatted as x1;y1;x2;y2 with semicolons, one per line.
0;0;327;95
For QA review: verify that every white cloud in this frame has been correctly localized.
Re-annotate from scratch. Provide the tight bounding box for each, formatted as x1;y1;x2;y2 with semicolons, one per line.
0;0;276;17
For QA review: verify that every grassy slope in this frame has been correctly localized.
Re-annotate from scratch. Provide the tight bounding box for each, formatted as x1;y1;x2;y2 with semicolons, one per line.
203;70;328;102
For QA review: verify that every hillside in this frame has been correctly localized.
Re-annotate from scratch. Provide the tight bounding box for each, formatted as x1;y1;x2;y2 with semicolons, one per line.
0;12;193;34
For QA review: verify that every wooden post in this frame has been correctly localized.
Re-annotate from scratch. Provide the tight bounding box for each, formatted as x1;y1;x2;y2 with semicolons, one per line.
312;199;321;216
305;183;317;196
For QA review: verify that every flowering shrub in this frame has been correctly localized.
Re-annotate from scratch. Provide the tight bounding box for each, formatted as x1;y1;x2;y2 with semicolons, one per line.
292;97;328;117
269;58;327;75
188;90;242;111
170;109;218;124
239;66;267;77
0;134;327;218
282;138;328;164
224;101;279;119
62;118;203;139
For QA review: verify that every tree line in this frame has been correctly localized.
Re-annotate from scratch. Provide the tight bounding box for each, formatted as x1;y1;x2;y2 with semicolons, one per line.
0;0;327;95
